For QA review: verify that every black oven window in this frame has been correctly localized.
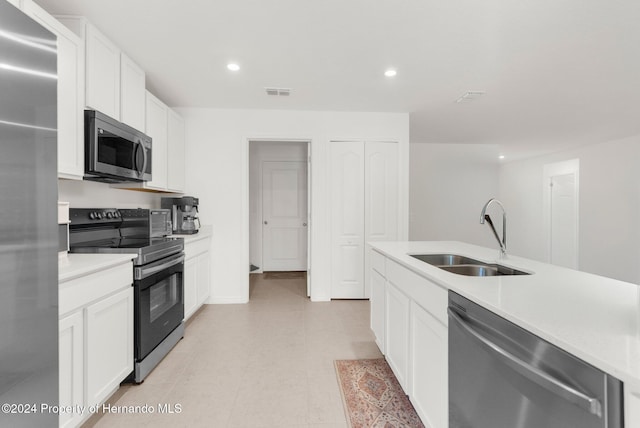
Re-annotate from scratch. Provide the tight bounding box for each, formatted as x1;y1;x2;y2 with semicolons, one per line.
149;274;179;323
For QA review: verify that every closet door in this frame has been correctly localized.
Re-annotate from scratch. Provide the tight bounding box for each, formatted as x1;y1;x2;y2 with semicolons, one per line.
330;141;365;298
364;142;398;298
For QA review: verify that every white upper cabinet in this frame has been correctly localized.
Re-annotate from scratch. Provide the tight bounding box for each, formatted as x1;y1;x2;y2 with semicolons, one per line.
85;23;120;119
120;53;146;131
144;91;169;190
112;91;185;193
167;108;186;192
53;14;185;193
22;1;85;180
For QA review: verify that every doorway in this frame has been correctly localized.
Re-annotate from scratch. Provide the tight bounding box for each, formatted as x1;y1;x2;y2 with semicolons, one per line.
543;159;579;269
249;141;310;295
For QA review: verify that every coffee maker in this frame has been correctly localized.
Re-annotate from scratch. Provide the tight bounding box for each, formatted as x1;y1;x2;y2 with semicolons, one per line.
161;196;200;235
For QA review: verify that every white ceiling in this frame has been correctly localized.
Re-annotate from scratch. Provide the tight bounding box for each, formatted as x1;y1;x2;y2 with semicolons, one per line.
35;0;640;160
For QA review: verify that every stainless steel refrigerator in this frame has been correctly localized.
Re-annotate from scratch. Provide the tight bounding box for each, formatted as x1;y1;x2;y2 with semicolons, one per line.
0;1;58;426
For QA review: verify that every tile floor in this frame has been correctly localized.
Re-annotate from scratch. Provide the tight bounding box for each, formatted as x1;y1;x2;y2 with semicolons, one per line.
84;273;382;427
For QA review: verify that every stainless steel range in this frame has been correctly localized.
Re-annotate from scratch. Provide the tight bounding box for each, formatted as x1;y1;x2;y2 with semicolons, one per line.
69;208;185;383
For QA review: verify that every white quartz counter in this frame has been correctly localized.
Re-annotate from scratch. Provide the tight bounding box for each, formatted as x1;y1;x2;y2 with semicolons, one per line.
370;241;640;387
59;253;137;283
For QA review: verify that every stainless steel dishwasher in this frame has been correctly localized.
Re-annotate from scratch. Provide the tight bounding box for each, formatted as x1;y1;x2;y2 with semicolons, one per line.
448;291;623;428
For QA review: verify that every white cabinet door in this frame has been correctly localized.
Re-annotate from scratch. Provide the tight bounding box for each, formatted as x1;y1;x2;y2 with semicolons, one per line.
120;53;145;131
145;91;168;190
364;142;398;298
184;237;211;320
196;252;211;306
85;23;120;119
330;141;365;298
167;109;186;192
86;287;133;408
370;269;386;353
22;0;85;180
411;301;448;428
59;310;84;428
627;389;640;428
385;280;410;390
6;0;20;8
184;256;198;320
330;141;399;299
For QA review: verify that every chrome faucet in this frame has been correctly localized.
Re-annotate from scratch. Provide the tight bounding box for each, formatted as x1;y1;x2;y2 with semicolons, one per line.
480;198;507;257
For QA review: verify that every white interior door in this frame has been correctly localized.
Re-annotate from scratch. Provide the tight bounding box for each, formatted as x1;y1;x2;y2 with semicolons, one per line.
330;141;365;298
262;161;308;271
543;159;579;269
364;142;399;298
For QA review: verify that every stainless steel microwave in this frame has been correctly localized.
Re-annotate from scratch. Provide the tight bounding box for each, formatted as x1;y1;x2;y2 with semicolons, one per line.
84;110;152;183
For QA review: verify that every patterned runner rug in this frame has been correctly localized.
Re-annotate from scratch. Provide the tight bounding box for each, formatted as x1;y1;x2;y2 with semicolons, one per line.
335;359;425;428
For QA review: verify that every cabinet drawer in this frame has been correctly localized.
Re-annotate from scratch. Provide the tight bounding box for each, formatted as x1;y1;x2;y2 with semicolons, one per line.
59;262;132;316
371;250;386;276
185;237;210;259
386;259;448;325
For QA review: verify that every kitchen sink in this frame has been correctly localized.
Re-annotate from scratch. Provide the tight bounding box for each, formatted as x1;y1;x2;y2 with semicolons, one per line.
410;253;531;276
411;254;485;266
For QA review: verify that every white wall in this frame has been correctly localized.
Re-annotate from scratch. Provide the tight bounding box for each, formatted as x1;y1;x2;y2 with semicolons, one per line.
178;108;410;303
249;141;308;271
499;134;640;284
58;179;160;208
409;143;501;248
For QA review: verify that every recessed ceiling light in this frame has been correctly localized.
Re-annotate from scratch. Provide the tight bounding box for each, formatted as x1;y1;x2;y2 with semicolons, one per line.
384;69;397;77
227;63;240;71
498;155;505;160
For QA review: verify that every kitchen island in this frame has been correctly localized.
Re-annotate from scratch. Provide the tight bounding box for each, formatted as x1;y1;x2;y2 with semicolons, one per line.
369;241;640;428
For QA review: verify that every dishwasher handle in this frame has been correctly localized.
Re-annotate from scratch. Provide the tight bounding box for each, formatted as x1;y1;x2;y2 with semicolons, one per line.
447;307;603;418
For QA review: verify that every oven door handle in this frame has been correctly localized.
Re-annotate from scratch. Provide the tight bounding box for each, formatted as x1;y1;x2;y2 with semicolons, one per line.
447;308;603;417
135;253;184;280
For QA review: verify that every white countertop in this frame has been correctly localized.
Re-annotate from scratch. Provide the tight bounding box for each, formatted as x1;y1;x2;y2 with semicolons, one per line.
371;241;640;387
59;253;137;283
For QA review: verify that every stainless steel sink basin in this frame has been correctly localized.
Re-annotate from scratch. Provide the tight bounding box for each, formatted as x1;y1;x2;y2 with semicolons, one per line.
411;254;484;266
438;264;529;276
410;253;531;276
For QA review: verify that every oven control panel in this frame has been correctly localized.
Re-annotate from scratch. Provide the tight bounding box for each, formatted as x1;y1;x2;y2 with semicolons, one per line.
69;208;122;226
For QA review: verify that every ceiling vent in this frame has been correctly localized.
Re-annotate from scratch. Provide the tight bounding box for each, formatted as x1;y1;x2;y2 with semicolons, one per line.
265;87;291;96
456;91;485;103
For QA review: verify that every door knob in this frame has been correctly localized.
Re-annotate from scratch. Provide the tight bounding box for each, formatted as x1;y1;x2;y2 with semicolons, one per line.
264;221;268;225
303;223;307;227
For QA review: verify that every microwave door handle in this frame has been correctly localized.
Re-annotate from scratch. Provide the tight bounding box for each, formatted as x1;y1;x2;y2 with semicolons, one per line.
140;141;148;176
447;308;603;417
133;140;148;177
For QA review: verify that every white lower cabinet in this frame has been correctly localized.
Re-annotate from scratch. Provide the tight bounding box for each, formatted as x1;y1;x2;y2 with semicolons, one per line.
385;280;410;390
184;235;212;320
184;256;198;318
59;259;133;428
370;269;386;352
372;252;449;428
195;251;211;307
86;287;134;408
59;311;84;428
410;301;448;428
